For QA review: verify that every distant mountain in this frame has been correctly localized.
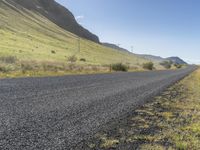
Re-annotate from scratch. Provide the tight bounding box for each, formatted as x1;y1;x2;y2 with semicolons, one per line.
166;57;187;65
8;0;99;43
137;54;165;62
102;43;130;53
138;55;187;65
102;43;188;65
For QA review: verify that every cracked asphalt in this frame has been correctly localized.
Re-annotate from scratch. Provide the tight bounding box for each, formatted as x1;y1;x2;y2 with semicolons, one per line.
0;67;196;149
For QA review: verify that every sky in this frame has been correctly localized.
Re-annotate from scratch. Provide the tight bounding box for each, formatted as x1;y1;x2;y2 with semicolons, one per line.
56;0;200;64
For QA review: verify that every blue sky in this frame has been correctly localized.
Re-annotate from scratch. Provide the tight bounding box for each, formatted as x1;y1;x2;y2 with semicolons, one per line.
56;0;200;64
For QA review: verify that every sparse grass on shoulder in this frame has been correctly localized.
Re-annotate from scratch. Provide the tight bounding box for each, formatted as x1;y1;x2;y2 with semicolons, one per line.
77;68;200;150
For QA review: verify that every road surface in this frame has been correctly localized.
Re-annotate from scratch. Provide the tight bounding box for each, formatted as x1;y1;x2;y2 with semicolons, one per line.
0;67;196;149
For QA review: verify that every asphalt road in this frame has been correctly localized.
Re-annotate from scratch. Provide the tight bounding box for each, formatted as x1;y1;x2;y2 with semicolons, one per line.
0;67;196;150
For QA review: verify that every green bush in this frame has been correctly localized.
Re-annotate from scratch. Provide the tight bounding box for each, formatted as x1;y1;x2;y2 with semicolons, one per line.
111;63;128;72
51;50;56;54
160;61;172;69
0;65;9;73
0;56;18;64
143;62;154;70
174;64;182;69
0;64;14;73
80;58;86;62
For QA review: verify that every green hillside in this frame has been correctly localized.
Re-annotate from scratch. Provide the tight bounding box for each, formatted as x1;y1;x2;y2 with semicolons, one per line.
0;1;160;77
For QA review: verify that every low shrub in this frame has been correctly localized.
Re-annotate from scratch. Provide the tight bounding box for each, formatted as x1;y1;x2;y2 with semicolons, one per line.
51;50;56;54
0;65;9;73
160;61;172;69
174;64;182;69
143;62;154;70
21;63;34;74
0;64;15;73
111;63;128;72
80;58;86;62
0;56;18;64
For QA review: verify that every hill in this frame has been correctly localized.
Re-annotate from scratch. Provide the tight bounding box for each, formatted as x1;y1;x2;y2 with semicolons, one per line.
0;0;152;76
7;0;99;43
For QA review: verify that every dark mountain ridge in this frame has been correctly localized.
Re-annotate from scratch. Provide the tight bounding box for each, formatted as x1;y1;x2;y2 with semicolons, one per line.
7;0;99;43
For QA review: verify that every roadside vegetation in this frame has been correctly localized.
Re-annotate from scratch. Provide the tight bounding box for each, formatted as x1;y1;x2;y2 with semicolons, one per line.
0;55;113;78
78;68;200;150
0;54;157;78
111;63;129;72
143;62;154;70
160;60;184;70
160;61;173;69
174;63;183;69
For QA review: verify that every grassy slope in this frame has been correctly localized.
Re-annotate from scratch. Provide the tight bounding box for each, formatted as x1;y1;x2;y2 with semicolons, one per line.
0;1;154;72
81;68;200;150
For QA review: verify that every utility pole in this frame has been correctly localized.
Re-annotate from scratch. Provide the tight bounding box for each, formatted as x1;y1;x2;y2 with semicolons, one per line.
131;46;134;53
131;45;138;65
